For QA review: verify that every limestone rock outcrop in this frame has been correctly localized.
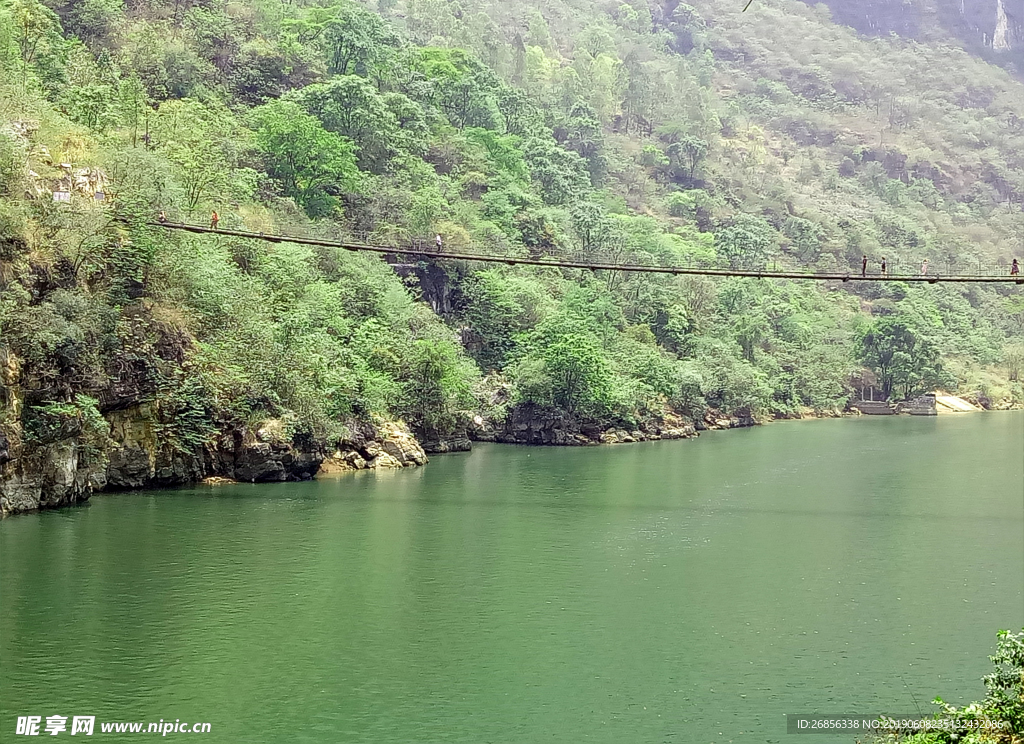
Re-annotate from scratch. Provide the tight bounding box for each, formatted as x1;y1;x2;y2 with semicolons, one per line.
322;421;428;472
494;404;594;446
0;439;94;515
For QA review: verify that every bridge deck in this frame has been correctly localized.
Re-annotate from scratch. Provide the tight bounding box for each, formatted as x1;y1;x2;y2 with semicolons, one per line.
143;222;1024;284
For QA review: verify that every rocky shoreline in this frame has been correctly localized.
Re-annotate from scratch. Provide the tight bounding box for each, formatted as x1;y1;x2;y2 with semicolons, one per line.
470;402;761;447
0;397;744;517
4;395;997;518
0;398;434;517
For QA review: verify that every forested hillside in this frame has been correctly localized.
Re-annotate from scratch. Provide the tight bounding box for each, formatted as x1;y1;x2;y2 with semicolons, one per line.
2;0;1024;509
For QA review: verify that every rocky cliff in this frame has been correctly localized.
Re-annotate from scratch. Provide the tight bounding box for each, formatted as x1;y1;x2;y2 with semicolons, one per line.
0;405;328;517
0;406;435;516
803;0;1024;63
0;347;432;516
320;420;429;471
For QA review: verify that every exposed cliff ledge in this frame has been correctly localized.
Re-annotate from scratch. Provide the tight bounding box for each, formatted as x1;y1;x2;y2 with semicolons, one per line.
0;410;437;516
0;323;444;516
0;439;95;515
102;409;325;488
0;406;332;516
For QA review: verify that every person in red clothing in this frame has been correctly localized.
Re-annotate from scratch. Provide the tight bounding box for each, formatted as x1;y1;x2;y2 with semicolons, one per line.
210;211;220;230
1012;258;1020;276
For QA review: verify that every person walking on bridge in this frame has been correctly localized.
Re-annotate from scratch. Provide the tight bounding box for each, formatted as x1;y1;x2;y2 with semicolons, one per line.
920;258;929;276
1012;258;1020;276
435;233;443;252
861;255;867;277
880;257;887;276
210;210;220;230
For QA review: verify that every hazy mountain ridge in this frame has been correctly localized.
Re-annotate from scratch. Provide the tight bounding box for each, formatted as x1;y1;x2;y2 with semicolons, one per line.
800;0;1024;71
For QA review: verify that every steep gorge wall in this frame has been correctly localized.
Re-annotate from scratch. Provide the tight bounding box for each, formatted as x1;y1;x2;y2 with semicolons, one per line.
802;0;1024;59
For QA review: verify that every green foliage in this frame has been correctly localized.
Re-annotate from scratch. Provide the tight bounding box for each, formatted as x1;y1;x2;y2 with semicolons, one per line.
151;99;247;214
666;135;709;183
318;0;397;76
715;214;776;268
24;394;108;458
8;0;66;89
0;130;25;195
522;136;591;205
152;373;216;456
415;47;501;130
401;338;475;438
2;0;1022;458
252;100;360;217
292;75;416;173
514;325;613;416
858;317;948;400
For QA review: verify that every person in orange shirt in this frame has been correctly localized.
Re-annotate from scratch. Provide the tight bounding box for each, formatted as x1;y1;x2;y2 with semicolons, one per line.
210;211;220;230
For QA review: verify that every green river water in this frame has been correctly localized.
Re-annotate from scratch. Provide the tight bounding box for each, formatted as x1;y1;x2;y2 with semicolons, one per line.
1;414;1022;743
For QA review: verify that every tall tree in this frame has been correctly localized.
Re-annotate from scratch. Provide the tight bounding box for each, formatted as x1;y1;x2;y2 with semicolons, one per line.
252;100;360;217
858;318;946;400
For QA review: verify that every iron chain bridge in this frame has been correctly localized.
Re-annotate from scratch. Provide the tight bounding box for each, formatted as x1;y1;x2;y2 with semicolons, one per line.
146;221;1024;285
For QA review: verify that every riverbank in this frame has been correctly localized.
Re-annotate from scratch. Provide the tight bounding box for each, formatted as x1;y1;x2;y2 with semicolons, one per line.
0;396;844;517
2;391;1009;518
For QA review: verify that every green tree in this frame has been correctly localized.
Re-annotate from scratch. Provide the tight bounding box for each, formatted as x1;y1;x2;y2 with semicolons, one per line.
415;47;501;130
293;76;405;173
9;0;65;87
497;87;542;136
320;0;397;75
403;338;474;438
571;201;611;253
556;100;606;181
522;136;591;205
151;99;242;213
715;214;776;269
517;321;614;416
252;100;361;217
667;135;709;183
858;318;946;401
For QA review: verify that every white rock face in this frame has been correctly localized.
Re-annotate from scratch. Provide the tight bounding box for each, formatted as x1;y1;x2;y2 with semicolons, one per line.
994;0;1011;49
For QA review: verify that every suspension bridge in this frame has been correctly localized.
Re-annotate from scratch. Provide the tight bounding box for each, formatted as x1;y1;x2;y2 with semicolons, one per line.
145;221;1024;285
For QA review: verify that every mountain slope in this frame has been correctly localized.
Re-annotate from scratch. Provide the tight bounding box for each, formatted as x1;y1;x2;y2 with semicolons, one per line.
1;0;1023;514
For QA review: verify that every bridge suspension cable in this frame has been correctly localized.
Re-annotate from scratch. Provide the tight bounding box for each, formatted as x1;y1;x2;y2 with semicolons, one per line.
144;221;1024;285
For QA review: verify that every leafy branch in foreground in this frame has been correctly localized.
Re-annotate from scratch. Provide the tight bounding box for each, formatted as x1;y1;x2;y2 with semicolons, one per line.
865;629;1024;744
